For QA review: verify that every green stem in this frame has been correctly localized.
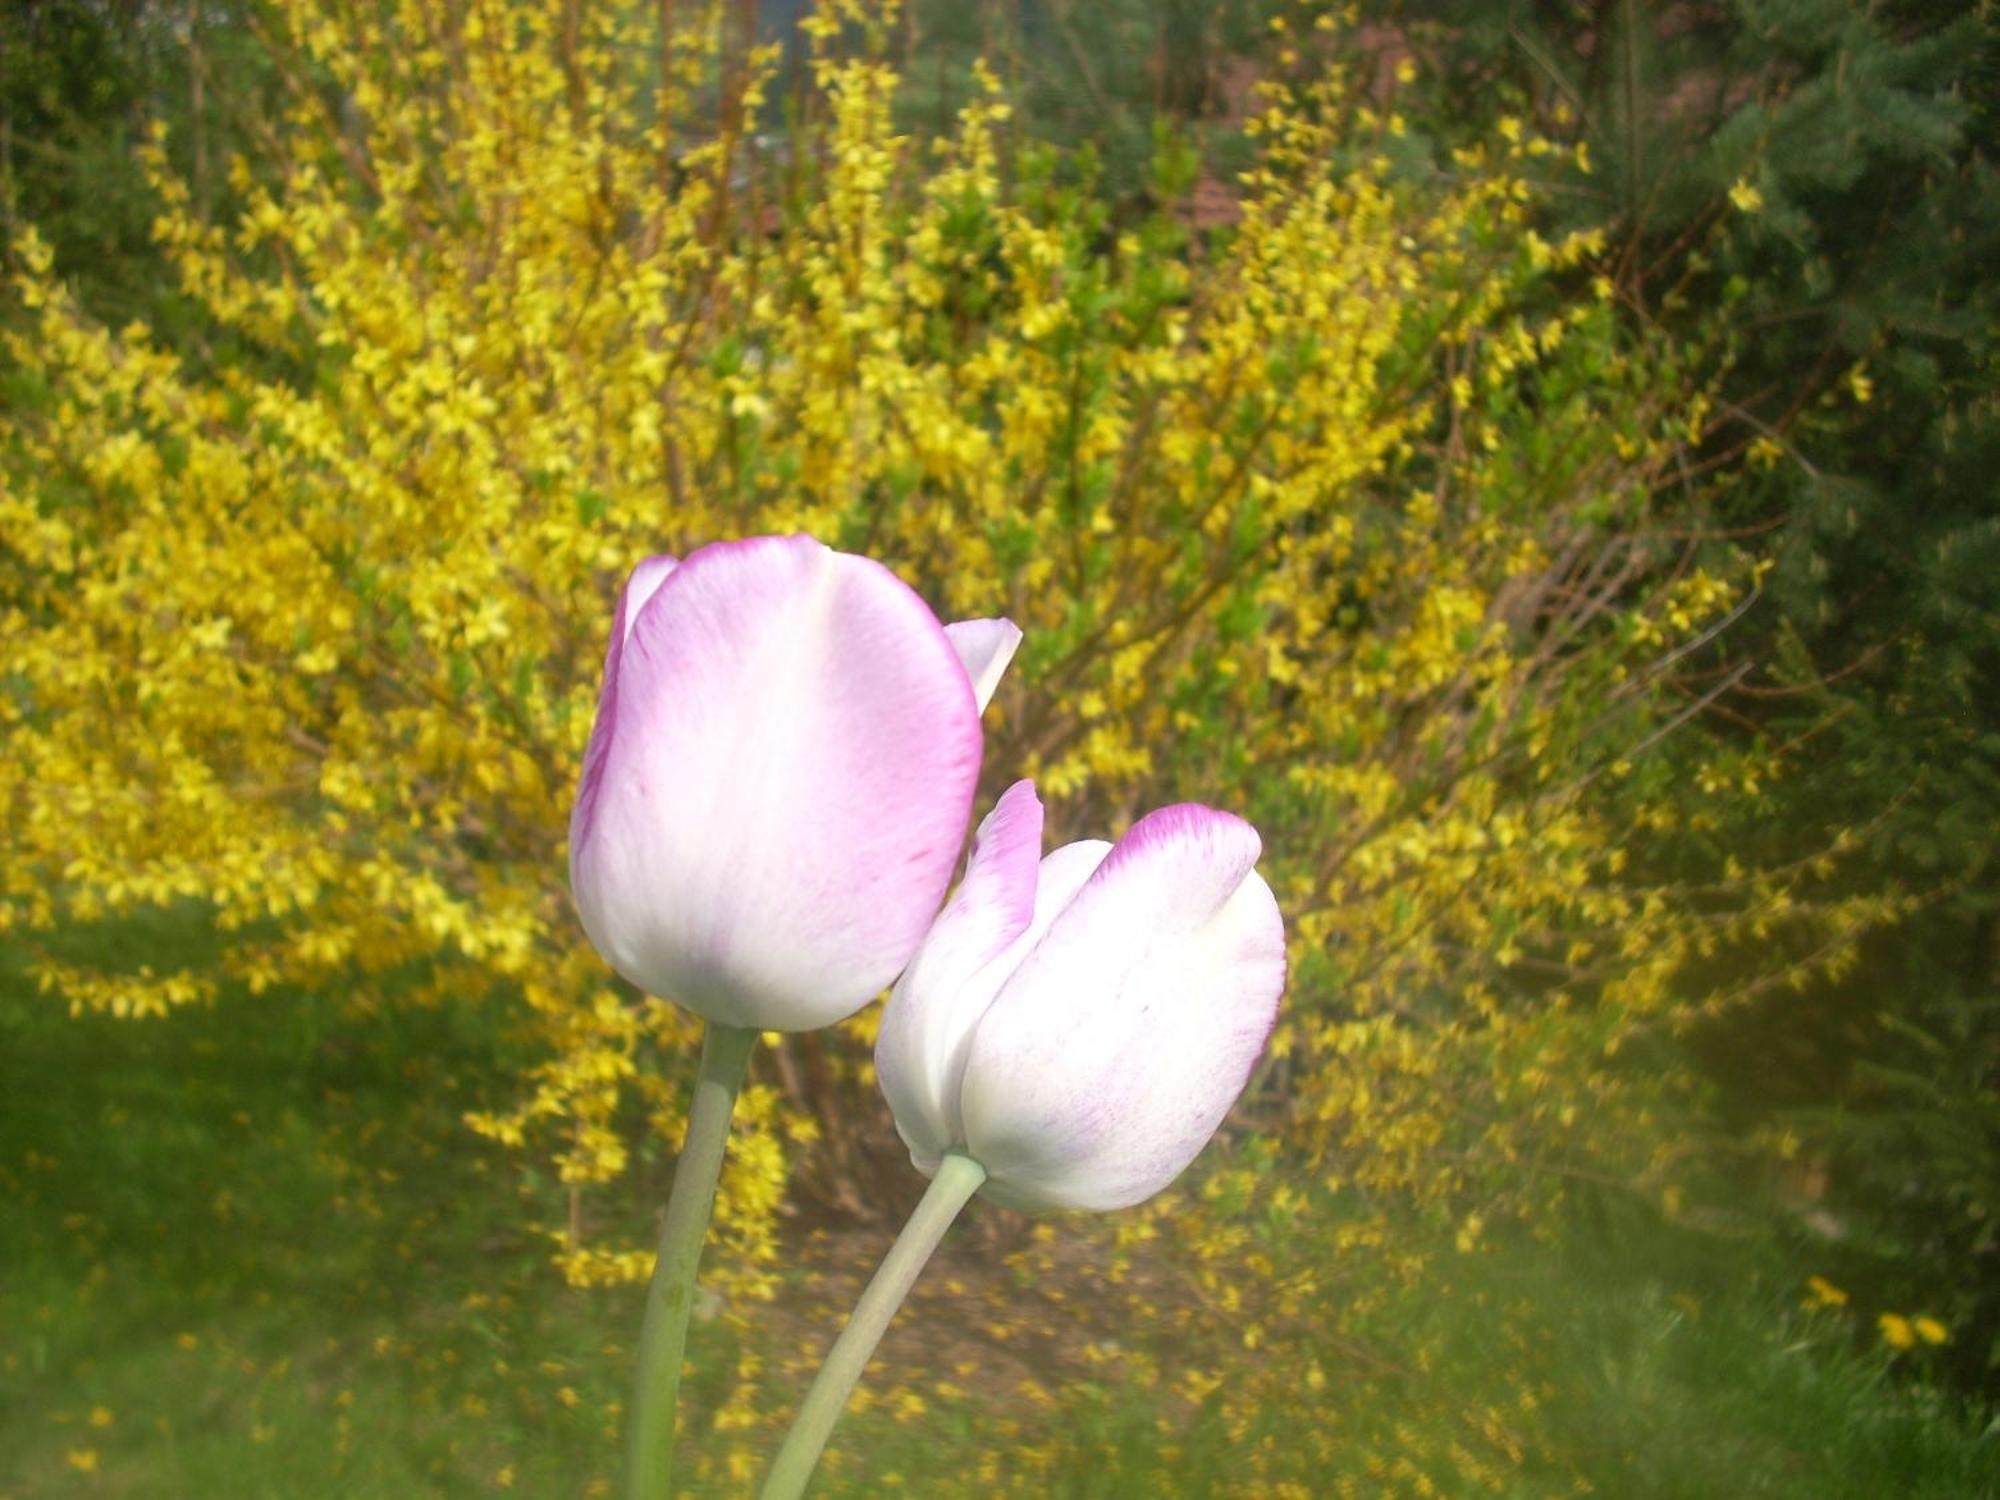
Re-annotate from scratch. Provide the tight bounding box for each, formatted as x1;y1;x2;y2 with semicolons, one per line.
625;1020;758;1500
759;1151;988;1500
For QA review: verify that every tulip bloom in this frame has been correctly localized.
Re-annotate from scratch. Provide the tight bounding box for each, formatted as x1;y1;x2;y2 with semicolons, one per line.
569;535;1019;1032
761;783;1284;1497
875;780;1286;1212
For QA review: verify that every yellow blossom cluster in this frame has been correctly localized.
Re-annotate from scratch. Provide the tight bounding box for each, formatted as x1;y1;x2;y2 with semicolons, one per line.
0;0;1890;1301
1877;1312;1950;1351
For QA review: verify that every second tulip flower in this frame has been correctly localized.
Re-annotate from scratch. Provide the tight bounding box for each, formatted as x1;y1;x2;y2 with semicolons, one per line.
875;781;1286;1212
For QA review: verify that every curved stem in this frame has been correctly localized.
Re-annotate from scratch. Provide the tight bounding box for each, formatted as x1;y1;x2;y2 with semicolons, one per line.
625;1020;758;1500
760;1151;988;1500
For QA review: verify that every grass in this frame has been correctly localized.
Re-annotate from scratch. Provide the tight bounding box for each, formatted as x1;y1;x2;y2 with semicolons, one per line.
0;918;646;1498
2;922;1995;1497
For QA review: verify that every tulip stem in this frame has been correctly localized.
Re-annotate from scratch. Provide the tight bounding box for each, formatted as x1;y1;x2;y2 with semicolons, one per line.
760;1151;987;1500
625;1020;758;1500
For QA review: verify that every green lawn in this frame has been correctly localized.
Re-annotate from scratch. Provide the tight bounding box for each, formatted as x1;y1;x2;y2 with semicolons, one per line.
3;926;1994;1497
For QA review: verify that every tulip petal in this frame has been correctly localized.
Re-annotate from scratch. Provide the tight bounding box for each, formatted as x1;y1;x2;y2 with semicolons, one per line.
879;824;1114;1177
617;555;680;646
944;618;1023;714
958;805;1286;1211
876;780;1044;1171
570;535;982;1030
570;554;679;866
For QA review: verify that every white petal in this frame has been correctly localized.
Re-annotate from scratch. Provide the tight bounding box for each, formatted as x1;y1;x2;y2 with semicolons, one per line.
958;805;1286;1211
882;830;1113;1175
944;618;1023;714
570;536;983;1030
876;781;1043;1173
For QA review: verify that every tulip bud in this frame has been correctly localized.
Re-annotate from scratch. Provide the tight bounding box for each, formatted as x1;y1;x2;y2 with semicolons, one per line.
875;780;1285;1211
569;536;1020;1032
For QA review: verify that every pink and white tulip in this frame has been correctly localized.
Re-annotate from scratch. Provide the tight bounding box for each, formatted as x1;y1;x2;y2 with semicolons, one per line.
569;536;1020;1032
875;781;1286;1212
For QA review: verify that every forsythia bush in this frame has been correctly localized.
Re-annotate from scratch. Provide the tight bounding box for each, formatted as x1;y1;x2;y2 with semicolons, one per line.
0;0;1889;1309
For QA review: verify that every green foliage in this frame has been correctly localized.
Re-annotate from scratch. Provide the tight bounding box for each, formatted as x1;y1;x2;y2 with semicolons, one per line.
5;932;1995;1496
0;921;651;1496
1803;974;2000;1381
0;0;276;330
885;0;1277;198
1;0;157;320
1394;0;2000;1393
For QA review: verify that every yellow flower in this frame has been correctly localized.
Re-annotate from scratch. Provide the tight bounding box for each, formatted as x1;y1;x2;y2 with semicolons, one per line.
1914;1315;1949;1347
2;0;1867;1316
1728;178;1764;214
1803;1275;1848;1309
66;1449;100;1474
1878;1313;1916;1350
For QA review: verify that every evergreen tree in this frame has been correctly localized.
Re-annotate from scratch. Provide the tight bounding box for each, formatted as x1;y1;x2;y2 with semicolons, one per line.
1404;0;2000;1385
